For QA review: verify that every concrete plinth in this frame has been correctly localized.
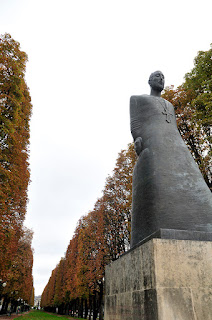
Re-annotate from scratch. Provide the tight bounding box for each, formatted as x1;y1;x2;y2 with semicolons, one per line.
104;239;212;320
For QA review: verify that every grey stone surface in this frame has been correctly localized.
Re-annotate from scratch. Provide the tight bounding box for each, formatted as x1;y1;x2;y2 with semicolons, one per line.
124;228;212;252
104;239;212;320
130;71;212;248
157;288;195;320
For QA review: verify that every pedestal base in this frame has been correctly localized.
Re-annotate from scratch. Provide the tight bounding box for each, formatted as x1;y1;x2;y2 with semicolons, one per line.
104;239;212;319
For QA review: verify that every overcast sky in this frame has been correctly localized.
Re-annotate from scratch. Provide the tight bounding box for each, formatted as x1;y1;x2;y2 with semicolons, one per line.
1;0;212;296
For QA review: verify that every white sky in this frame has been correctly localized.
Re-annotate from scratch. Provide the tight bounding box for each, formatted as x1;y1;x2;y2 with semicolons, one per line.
0;0;212;296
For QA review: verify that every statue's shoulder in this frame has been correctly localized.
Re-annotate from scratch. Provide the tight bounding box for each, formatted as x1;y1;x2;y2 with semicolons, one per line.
163;97;175;109
130;94;150;105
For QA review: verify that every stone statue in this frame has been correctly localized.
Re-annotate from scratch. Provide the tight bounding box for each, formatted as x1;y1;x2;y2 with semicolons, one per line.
130;71;212;248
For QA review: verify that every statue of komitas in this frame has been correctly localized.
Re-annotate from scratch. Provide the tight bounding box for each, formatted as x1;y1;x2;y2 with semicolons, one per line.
130;71;212;248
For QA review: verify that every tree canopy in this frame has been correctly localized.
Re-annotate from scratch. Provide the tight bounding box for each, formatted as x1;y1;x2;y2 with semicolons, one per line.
0;33;33;309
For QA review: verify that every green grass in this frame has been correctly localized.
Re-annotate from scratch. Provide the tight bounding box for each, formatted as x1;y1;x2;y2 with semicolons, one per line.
17;310;85;320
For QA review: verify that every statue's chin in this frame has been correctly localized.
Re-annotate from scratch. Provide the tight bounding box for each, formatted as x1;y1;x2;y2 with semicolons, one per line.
152;84;164;92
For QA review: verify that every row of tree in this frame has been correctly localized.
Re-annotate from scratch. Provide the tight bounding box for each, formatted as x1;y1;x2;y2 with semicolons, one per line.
0;33;34;313
41;143;136;319
41;46;212;318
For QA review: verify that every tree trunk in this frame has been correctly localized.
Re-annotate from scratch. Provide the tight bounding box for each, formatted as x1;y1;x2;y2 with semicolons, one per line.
88;294;92;320
78;298;83;318
93;292;98;320
99;281;104;320
84;298;88;319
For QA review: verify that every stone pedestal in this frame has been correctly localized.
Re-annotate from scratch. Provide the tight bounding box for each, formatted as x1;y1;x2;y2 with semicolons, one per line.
104;238;212;320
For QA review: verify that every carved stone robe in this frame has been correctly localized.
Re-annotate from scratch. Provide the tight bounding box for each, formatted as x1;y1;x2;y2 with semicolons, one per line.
130;94;212;248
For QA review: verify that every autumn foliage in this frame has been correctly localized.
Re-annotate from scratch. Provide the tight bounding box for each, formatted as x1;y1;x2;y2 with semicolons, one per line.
0;33;33;310
41;144;137;319
41;46;212;318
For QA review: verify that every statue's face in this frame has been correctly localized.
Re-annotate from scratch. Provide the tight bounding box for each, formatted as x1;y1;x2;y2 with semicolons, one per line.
149;71;165;92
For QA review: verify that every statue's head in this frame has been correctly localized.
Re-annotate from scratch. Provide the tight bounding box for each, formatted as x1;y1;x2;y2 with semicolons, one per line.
148;71;165;92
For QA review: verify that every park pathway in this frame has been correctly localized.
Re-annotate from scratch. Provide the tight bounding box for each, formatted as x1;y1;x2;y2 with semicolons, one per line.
0;312;29;319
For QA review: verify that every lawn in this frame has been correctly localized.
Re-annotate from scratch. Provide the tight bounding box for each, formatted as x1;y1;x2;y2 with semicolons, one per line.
17;310;85;320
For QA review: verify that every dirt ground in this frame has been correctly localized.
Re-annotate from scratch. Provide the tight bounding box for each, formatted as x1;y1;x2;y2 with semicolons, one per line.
0;312;29;319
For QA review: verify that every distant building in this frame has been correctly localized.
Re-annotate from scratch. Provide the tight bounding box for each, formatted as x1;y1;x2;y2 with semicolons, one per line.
34;295;41;309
